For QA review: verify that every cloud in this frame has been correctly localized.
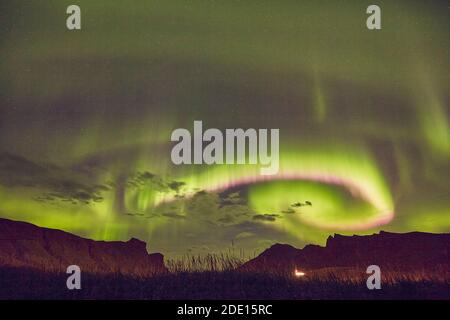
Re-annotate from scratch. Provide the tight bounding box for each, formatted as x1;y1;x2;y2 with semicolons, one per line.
219;191;247;207
217;215;234;224
126;171;168;192
0;153;109;205
234;231;255;240
185;191;221;217
161;212;186;220
252;214;280;222
167;181;186;193
125;212;145;217
291;201;312;208
125;171;188;204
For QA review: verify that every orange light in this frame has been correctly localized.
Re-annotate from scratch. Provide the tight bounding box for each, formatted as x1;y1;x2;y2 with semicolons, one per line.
294;269;306;277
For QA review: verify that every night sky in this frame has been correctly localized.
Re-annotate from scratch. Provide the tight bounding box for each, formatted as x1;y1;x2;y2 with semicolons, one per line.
0;1;449;257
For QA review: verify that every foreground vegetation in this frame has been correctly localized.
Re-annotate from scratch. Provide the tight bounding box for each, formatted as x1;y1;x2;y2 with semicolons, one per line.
1;260;448;300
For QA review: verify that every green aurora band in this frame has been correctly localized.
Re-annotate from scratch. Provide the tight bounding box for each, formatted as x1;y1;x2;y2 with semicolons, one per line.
0;0;448;256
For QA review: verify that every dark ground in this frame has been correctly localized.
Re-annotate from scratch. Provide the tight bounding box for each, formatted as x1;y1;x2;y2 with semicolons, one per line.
0;267;448;300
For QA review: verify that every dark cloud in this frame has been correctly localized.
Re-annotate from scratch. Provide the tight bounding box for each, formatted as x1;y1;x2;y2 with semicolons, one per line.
0;153;109;205
127;171;166;191
186;191;220;217
125;212;145;217
291;201;312;208
167;181;186;193
252;214;280;222
126;171;187;196
217;215;235;224
0;152;51;188
161;212;186;220
142;212;186;220
219;191;247;207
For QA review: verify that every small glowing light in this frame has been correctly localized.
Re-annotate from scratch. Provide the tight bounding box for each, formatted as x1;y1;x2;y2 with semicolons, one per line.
294;269;306;277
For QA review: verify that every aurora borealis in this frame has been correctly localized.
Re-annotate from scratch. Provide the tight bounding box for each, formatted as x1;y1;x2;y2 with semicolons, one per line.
0;1;449;257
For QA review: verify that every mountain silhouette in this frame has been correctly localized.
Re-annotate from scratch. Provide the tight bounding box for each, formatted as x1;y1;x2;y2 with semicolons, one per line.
240;231;450;274
0;218;167;276
2;217;449;278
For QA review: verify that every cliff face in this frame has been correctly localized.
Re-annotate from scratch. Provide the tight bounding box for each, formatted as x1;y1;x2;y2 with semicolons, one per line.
0;218;167;276
240;231;450;273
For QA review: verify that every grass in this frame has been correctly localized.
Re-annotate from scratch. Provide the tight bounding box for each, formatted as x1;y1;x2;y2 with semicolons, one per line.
1;267;449;300
166;252;248;273
1;253;449;299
